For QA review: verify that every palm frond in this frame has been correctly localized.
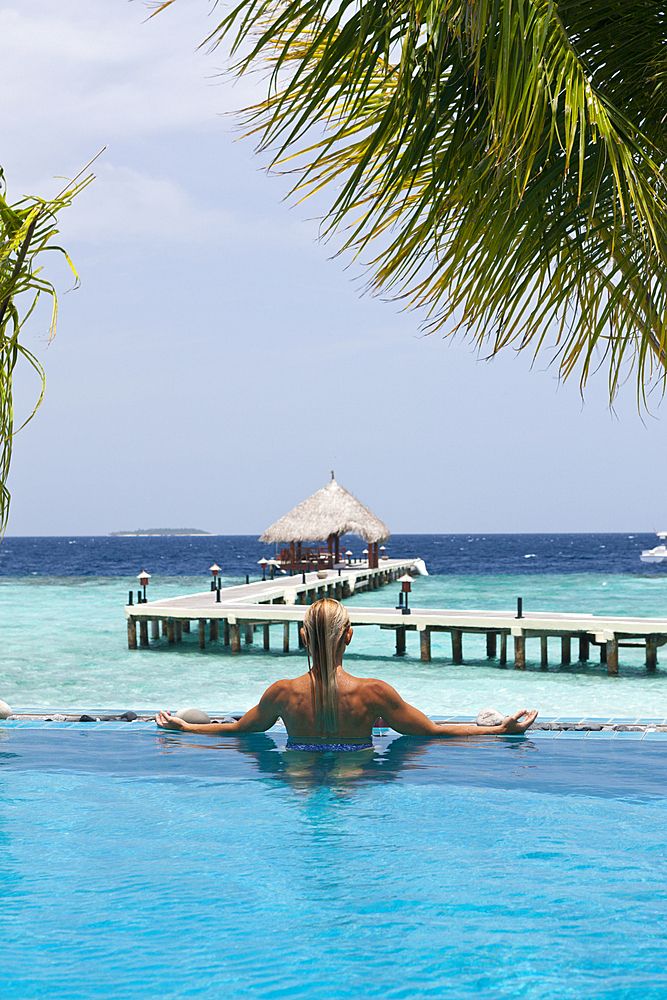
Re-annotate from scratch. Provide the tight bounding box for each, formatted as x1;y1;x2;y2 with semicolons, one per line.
168;0;667;399
0;165;94;534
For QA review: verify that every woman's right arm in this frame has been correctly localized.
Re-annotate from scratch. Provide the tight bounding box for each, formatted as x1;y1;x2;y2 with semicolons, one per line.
156;683;285;735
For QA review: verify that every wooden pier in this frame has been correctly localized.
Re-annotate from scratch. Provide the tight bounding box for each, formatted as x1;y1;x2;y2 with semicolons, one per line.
125;561;666;674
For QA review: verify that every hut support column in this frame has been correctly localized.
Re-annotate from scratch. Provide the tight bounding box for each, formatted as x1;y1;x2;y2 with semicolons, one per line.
230;623;241;652
127;617;137;649
514;634;525;669
486;632;497;658
606;637;619;676
540;635;548;669
451;630;463;664
395;627;406;656
198;620;206;649
420;628;431;663
647;634;658;672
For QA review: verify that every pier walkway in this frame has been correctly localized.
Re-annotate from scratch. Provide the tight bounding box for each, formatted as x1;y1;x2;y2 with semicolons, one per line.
125;560;667;674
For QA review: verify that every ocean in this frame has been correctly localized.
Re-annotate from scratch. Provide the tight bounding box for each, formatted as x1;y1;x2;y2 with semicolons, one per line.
1;533;666;717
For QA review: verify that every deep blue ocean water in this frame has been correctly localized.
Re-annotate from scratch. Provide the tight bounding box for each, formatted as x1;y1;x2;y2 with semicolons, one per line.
0;532;661;578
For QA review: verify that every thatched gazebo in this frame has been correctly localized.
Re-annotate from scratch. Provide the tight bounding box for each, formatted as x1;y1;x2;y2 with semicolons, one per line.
259;475;390;570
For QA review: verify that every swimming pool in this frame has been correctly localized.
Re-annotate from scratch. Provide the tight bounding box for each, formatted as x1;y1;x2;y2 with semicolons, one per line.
2;725;666;999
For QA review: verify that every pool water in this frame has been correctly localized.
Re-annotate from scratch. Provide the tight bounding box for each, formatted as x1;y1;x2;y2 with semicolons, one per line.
2;725;666;999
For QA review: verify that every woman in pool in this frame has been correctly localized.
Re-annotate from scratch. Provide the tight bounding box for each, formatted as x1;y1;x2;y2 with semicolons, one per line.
156;598;538;750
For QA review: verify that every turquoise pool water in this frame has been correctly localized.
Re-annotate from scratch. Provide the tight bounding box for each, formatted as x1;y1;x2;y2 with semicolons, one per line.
2;725;666;999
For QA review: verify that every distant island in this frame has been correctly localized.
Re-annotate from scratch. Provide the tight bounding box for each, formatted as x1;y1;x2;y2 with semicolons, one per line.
109;528;213;536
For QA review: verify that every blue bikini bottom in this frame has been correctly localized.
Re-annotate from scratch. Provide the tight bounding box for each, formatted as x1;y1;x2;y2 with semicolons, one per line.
285;740;373;753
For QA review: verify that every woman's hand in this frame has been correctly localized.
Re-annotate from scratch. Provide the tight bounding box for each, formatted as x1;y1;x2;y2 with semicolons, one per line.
499;709;538;734
155;710;189;731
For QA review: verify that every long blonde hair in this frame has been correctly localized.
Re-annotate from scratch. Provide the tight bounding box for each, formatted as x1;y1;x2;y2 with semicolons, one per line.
303;598;351;735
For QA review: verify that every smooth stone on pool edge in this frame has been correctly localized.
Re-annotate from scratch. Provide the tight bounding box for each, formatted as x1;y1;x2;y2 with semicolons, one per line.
0;700;12;719
476;708;506;727
175;708;211;724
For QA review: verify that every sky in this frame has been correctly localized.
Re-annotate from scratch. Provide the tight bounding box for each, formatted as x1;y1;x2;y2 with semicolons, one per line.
1;0;666;536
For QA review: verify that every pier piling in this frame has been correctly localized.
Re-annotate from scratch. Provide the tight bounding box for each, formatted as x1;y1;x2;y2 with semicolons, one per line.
514;634;526;669
561;636;571;665
395;626;406;656
451;629;463;664
606;637;619;676
198;619;206;649
420;628;431;663
127;617;137;649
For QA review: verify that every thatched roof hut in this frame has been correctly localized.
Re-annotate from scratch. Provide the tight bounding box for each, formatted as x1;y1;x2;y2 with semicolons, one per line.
259;478;390;546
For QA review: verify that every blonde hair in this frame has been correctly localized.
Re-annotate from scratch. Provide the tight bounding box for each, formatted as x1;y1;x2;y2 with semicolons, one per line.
303;598;351;735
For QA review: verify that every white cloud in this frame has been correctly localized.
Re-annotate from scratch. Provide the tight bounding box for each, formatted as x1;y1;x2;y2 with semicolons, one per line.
0;1;260;169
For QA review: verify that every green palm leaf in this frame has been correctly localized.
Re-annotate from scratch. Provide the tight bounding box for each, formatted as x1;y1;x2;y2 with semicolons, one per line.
163;0;667;398
0;165;94;534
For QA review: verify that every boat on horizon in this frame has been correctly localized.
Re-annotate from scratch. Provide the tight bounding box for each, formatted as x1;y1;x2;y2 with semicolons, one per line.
640;532;667;563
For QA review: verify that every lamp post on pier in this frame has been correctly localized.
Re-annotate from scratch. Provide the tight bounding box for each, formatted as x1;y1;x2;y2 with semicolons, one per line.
137;570;151;603
398;573;412;615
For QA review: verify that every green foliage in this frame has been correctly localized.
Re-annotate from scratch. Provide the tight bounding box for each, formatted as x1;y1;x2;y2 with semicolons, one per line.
0;167;92;534
165;0;667;399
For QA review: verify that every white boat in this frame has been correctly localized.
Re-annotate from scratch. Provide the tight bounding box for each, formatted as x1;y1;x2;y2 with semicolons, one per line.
640;532;667;563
